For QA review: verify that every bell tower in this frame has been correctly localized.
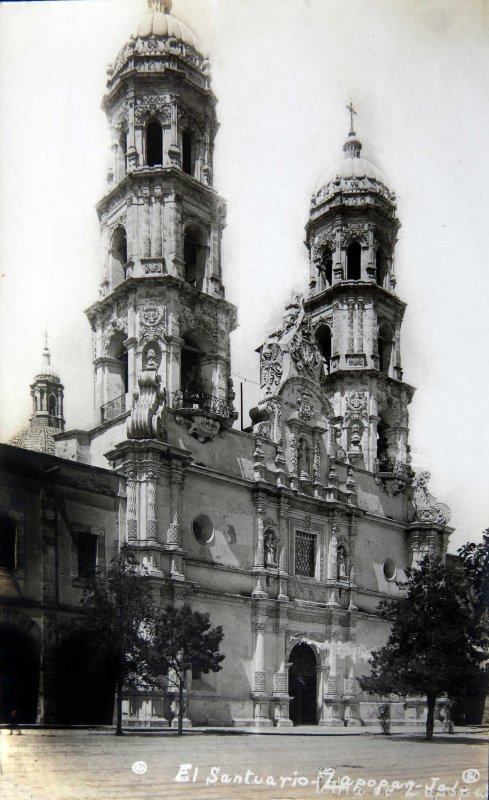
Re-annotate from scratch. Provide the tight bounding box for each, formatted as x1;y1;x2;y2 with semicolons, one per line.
304;109;414;476
86;0;236;437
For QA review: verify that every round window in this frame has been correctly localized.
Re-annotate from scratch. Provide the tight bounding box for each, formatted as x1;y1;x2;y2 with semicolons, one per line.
192;514;214;544
383;558;397;581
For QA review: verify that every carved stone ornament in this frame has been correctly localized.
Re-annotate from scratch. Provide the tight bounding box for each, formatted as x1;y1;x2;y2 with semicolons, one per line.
340;223;370;247
412;471;451;525
126;371;166;440
134;95;171;124
345;391;368;422
102;316;128;356
290;321;321;377
260;343;284;392
139;303;167;345
297;391;315;421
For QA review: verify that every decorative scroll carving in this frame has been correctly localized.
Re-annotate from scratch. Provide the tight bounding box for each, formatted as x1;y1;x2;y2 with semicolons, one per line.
139;304;167;345
253;671;266;692
102;317;128;355
126;472;137;541
126;371;166;440
340;223;370;246
273;671;287;694
412;471;451;525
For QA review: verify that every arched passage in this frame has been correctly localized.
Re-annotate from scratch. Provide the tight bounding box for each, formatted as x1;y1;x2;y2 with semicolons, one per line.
146;120;162;166
288;642;317;725
0;625;40;723
316;324;332;373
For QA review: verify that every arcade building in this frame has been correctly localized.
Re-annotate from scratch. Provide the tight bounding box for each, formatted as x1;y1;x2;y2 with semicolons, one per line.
0;0;453;728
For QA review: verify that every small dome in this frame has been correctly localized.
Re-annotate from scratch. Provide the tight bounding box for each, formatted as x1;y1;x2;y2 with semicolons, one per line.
33;343;60;383
315;156;387;193
137;11;200;51
314;131;391;200
10;425;57;456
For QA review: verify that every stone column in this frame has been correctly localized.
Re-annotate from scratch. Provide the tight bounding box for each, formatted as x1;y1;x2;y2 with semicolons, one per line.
143;195;151;258
317;658;331;726
167;461;183;548
357;299;364;354
278;498;289;601
253;499;265;569
347;299;355;352
252;622;266;693
146;470;158;541
126;470;138;541
152;195;162;258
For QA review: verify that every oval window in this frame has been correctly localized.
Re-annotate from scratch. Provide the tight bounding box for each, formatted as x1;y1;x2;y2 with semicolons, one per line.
192;514;214;545
383;558;396;581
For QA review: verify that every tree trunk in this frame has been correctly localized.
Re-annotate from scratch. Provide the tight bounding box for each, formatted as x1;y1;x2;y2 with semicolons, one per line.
115;680;124;736
177;680;184;736
426;693;436;741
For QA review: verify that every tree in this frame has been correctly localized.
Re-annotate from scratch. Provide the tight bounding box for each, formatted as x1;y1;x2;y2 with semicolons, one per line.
80;548;156;735
359;555;488;741
458;529;489;617
150;604;225;735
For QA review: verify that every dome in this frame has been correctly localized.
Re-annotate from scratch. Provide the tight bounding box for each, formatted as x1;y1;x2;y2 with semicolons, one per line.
10;425;57;456
137;11;200;52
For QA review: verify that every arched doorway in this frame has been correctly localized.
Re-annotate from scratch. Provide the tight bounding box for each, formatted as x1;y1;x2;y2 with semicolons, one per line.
0;625;40;723
288;642;317;725
56;629;115;724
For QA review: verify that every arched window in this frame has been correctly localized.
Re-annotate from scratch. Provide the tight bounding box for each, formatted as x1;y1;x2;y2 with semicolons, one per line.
346;241;361;280
318;248;333;290
376;248;388;287
378;323;394;375
146;121;162;167
182;129;196;176
48;395;57;417
110;226;127;288
184;225;207;291
315;324;332;374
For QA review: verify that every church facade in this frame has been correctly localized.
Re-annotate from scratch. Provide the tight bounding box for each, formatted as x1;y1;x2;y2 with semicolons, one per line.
1;0;452;728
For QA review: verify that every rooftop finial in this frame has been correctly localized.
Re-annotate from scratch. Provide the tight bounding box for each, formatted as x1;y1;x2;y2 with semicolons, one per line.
346;101;357;137
42;331;51;365
148;0;172;13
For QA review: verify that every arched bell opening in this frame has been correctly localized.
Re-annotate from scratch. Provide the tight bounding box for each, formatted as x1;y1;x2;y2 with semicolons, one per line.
183;225;207;291
318;247;333;290
106;332;129;403
48;394;57;417
315;324;332;374
376;416;390;470
346;241;361;280
110;226;128;288
182;128;197;177
180;332;208;405
0;625;40;723
288;642;318;725
119;130;128;178
146;120;163;167
376;247;388;287
378;323;394;375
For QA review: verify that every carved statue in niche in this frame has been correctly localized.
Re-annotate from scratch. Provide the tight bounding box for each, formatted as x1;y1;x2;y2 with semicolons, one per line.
337;545;347;580
264;530;278;566
145;348;158;371
297;437;310;478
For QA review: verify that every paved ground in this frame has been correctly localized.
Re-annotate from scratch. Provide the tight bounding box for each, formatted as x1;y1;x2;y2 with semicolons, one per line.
0;727;487;800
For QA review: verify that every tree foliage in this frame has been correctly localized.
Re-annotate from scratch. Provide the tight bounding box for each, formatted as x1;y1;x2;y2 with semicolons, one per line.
80;547;156;735
150;603;225;735
360;555;488;740
458;529;489;617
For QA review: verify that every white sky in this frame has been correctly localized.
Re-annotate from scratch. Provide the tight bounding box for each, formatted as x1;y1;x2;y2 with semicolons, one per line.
0;0;488;552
